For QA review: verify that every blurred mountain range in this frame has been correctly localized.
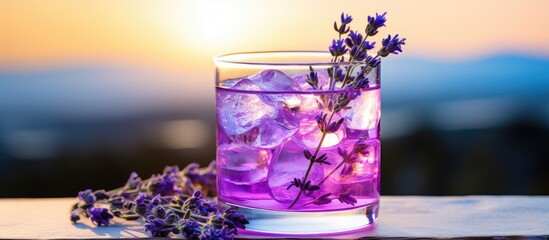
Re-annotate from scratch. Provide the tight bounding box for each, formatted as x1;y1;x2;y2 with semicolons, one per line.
0;54;548;197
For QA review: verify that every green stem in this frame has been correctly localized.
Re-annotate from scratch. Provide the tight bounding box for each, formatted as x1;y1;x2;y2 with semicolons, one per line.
288;112;336;209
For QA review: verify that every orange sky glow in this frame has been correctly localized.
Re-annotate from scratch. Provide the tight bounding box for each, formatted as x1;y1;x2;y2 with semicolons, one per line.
1;0;548;72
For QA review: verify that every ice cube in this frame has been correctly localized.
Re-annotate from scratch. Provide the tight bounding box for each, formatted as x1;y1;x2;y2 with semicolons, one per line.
217;144;271;185
233;108;299;148
294;95;324;114
290;94;346;149
248;70;302;108
249;69;300;90
295;114;346;149
267;140;324;203
345;89;381;130
217;79;277;135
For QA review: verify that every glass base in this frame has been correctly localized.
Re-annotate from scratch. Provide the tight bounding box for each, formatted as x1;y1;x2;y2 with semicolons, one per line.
220;201;379;235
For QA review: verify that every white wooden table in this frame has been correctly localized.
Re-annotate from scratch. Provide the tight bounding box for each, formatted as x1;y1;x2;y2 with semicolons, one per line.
1;196;548;239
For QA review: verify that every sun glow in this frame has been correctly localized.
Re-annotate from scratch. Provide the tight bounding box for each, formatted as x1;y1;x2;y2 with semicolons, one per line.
163;1;253;53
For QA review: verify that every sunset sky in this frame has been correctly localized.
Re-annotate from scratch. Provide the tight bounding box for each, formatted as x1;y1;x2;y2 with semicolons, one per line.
1;0;548;120
1;0;549;71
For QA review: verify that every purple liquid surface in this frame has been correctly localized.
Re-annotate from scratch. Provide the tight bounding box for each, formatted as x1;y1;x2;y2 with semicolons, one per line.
216;75;381;212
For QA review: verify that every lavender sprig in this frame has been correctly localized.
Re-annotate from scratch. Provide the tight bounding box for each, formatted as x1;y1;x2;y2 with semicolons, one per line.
366;12;387;36
287;11;406;209
70;162;248;239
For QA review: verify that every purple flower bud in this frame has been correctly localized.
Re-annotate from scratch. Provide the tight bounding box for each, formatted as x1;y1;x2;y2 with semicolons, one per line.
93;190;109;200
223;208;249;229
164;210;180;225
346;89;362;100
125;172;142;190
200;225;236;240
378;34;406;57
70;210;81;223
180;218;202;239
345;30;363;48
338;192;358;205
148;173;182;196
152;205;166;219
365;55;381;68
337;147;348;157
363;41;376;50
135;192;147;205
350;46;367;61
355;76;370;90
89;207;114;226
163;165;180;177
334;13;353;35
329;39;348;57
77;189;96;205
366;12;387;36
313;193;333;205
340;12;353;25
144;216;175;237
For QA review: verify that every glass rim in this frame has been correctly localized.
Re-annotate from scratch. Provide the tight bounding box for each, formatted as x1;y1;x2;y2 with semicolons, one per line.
214;50;379;67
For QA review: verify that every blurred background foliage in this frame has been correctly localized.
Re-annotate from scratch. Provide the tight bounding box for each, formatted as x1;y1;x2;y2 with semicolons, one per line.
0;0;548;197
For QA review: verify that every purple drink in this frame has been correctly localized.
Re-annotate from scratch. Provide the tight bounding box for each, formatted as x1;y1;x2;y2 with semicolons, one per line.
215;51;381;234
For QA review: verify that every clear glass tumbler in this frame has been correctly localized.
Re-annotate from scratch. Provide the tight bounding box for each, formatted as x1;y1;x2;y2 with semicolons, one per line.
215;51;380;234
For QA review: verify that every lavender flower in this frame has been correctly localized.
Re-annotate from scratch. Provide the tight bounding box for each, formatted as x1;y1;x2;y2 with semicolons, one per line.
125;172;142;190
363;40;376;50
338;192;358;205
70;211;81;223
354;76;370;90
378;34;406;57
345;30;363;48
108;194;124;209
287;178;307;190
149;194;162;207
144;215;176;237
71;162;245;239
329;39;348;57
89;207;114;226
135;192;147;204
340;12;353;25
223;209;249;229
164;210;180;225
366;12;387;36
183;161;217;196
148;173;182;196
326;118;345;133
180;218;202;240
313;193;333;205
184;191;218;216
208;213;226;229
77;189;96;205
200;225;235;240
337;147;348;157
93;190;109;200
345;30;376;61
306;66;319;89
350;46;367;61
163;165;180;177
365;55;381;68
198;201;218;216
333;12;353;35
151;205;166;219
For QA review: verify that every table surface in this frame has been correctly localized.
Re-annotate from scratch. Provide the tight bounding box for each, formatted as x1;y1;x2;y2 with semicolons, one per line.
0;196;548;239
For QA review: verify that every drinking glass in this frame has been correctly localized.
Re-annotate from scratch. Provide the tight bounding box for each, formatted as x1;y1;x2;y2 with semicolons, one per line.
215;51;380;234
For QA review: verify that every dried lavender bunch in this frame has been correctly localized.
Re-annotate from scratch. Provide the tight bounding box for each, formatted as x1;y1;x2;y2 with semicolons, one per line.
288;12;406;208
70;161;249;239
